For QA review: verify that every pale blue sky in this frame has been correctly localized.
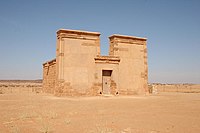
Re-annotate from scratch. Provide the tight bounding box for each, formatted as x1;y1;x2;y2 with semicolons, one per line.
0;0;199;83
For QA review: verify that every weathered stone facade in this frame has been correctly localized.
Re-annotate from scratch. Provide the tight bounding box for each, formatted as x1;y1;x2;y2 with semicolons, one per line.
43;29;148;96
43;59;56;94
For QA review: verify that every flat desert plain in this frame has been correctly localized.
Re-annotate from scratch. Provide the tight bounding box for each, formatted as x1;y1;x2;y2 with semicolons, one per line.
0;83;200;132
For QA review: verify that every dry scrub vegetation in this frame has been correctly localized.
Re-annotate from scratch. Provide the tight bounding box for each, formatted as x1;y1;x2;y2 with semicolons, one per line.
0;80;42;94
0;80;200;133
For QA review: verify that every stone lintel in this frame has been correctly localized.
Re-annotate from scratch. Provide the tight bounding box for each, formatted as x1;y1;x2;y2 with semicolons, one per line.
57;29;101;36
109;34;147;41
43;58;56;67
95;56;120;64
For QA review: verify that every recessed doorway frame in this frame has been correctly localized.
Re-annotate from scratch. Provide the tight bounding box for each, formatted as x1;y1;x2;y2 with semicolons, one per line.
102;70;113;95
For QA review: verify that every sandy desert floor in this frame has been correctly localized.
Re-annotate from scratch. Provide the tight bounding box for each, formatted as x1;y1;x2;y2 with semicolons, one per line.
0;92;200;133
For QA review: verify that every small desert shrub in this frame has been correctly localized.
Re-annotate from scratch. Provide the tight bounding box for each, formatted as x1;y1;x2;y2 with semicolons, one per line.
38;110;58;133
38;116;55;133
39;120;51;133
5;122;20;133
0;88;4;94
64;119;71;125
20;111;38;119
91;120;114;133
2;85;8;87
94;125;114;133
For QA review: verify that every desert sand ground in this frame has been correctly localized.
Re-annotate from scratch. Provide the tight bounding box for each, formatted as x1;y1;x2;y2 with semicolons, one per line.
0;81;200;133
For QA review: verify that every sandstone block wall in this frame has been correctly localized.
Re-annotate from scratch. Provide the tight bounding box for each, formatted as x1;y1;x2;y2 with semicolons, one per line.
109;35;148;95
43;59;56;93
55;29;101;96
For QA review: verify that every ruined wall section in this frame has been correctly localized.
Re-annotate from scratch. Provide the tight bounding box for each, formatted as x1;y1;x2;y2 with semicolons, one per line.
43;59;56;93
109;35;148;95
55;29;101;96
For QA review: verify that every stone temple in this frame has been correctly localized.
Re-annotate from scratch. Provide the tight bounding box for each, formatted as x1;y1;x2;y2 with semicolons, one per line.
43;29;148;96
